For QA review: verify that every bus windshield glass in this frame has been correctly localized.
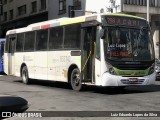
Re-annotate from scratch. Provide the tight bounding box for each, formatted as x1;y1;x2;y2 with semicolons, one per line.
104;27;154;61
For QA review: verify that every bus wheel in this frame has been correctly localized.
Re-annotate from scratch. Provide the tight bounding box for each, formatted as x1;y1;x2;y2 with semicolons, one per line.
21;66;29;84
70;68;82;91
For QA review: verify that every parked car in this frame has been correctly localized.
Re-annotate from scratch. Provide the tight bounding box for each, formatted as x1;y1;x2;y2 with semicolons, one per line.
155;58;160;80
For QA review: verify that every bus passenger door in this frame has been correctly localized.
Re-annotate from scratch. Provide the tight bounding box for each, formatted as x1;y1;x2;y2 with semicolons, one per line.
8;36;16;75
81;27;96;83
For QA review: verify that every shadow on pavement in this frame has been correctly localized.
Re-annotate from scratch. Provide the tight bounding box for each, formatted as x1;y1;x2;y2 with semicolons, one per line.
81;85;160;95
12;79;160;95
0;72;6;76
0;96;28;119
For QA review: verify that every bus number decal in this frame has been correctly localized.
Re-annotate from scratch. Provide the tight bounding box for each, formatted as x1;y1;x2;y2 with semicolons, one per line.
60;56;70;63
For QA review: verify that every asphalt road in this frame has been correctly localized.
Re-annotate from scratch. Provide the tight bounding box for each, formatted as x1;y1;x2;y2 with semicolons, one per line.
0;75;160;120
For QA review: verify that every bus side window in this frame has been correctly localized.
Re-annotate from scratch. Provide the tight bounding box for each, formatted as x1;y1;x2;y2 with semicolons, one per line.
49;27;63;50
24;31;35;51
64;24;81;49
16;33;24;52
36;29;48;50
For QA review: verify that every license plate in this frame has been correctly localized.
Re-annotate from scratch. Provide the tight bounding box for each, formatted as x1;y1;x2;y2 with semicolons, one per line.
128;78;138;82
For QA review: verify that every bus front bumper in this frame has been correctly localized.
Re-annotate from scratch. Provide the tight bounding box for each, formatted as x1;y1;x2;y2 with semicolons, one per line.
101;72;156;86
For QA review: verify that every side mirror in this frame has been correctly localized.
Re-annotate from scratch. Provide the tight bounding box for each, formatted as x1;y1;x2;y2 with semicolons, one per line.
156;42;159;46
100;29;106;39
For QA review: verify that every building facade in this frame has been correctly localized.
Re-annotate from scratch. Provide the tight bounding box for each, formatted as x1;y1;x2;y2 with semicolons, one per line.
48;0;160;59
0;0;48;37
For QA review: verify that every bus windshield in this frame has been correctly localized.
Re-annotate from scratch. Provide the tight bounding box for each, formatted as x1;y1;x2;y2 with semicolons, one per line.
104;27;154;61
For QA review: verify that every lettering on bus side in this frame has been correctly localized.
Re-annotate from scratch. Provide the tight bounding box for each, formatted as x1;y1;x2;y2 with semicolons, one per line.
60;56;71;63
23;56;33;62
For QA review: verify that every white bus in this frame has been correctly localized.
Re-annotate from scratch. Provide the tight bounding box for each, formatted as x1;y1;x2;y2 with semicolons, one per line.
4;13;156;90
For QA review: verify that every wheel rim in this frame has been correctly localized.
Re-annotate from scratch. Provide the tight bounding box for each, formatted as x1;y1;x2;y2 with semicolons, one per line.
73;72;80;86
72;70;81;89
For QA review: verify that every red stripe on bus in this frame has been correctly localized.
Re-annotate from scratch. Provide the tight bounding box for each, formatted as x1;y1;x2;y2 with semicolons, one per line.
41;24;50;29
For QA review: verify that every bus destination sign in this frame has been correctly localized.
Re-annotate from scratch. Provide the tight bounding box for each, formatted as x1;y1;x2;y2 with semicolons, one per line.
104;16;147;28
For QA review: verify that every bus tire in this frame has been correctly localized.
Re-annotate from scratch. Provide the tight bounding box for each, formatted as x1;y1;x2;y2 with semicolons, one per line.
21;66;30;84
70;68;82;91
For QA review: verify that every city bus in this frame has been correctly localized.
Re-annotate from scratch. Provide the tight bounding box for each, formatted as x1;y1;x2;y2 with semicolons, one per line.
0;38;5;73
4;13;156;90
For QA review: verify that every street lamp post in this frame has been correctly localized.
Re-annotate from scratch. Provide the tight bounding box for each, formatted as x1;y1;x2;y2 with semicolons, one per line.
147;0;149;22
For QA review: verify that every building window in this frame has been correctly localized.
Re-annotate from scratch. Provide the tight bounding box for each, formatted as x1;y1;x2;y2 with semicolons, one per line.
129;0;133;4
150;0;155;7
140;0;143;5
133;0;137;5
124;0;127;4
157;0;160;7
59;0;66;14
73;0;81;10
40;0;46;10
142;0;147;6
3;12;7;21
18;5;26;16
3;0;7;4
137;0;140;5
31;1;37;13
9;9;13;20
124;0;152;6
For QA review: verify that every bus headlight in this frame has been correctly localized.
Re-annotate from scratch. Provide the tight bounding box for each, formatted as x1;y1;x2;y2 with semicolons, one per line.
155;66;160;72
109;67;116;75
148;64;155;75
106;62;116;75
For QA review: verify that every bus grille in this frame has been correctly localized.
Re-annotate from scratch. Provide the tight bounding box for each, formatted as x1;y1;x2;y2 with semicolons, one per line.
115;64;148;70
121;79;145;85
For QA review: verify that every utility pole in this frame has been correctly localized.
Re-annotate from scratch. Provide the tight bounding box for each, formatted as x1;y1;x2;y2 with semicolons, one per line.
147;0;149;22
